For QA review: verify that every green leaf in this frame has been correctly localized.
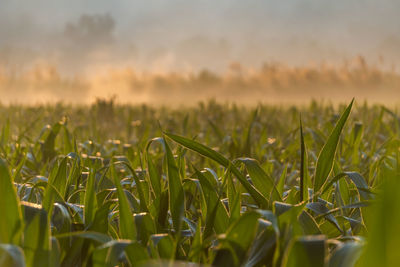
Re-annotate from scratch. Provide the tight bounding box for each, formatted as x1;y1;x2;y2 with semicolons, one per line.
134;212;156;244
299;117;310;202
192;167;229;236
49;237;61;267
275;202;307;236
349;122;364;165
41;122;62;162
203;193;223;240
146;138;165;197
344;172;372;200
328;242;363;267
0;158;23;244
90;201;113;234
92;240;148;267
314;99;354;195
298;211;321;235
42;183;65;222
110;162;136;240
213;212;261;266
188;220;203;262
356;156;400;267
306;202;342;233
282;235;326;267
150;234;175;259
242;108;258;156
237;158;282;205
117;161;149;212
52;203;73;238
0;244;26;267
277;165;287;197
320;172;373;200
163;137;184;235
54;231;111;244
245;220;277;267
165;133;267;207
0;119;10;147
147;155;161;197
227;170;241;224
62;125;73;155
42;157;68;217
84;168;98;226
21;202;51;266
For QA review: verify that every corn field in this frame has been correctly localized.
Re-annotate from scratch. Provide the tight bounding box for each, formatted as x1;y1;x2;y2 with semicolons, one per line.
0;99;399;266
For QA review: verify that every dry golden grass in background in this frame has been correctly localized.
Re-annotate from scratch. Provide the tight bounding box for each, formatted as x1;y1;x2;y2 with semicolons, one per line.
0;56;399;105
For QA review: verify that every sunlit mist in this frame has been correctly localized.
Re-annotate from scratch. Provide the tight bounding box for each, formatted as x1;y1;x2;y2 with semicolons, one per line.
0;0;399;104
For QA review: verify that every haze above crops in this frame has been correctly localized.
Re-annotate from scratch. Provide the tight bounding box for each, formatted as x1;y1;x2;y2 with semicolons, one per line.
1;0;400;104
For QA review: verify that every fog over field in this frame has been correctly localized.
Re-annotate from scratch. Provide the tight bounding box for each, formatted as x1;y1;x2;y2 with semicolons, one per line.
0;0;399;104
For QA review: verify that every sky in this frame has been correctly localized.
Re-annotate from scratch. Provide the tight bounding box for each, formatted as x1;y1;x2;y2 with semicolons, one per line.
1;0;400;74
